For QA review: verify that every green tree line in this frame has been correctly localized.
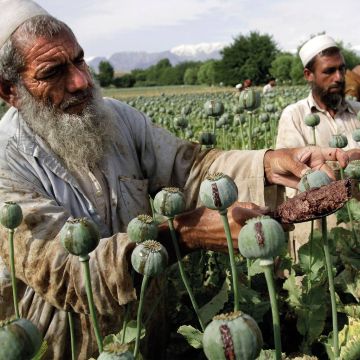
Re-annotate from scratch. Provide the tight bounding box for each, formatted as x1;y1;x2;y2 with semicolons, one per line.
93;31;360;88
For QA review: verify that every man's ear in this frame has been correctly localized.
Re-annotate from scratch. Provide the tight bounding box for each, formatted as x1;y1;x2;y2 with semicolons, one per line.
303;68;314;82
0;80;20;107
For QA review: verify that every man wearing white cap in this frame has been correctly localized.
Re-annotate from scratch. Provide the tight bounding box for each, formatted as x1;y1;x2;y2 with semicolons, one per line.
276;35;360;257
0;2;352;358
276;34;360;152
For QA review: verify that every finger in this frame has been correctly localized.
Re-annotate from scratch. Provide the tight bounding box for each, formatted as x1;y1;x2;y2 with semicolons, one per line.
231;207;262;226
318;163;336;180
283;156;311;179
321;148;348;168
236;202;270;213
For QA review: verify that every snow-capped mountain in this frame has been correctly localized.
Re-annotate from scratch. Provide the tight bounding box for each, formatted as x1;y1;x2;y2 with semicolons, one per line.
170;42;226;57
87;42;227;73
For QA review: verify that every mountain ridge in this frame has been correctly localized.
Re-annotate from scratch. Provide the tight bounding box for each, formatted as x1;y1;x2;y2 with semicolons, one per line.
87;42;226;73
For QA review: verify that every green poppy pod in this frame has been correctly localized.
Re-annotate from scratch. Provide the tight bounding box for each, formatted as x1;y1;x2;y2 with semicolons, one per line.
344;160;360;180
352;128;360;142
0;318;43;360
259;113;270;123
238;216;285;260
0;201;23;230
204;100;225;117
264;103;276;113
233;114;245;126
153;187;186;217
238;89;261;111
60;218;100;257
297;170;332;192
233;104;244;114
199;132;217;146
127;214;158;243
181;105;192;116
131;240;168;277
174;115;188;130
304;113;320;127
97;343;135;359
199;173;238;211
202;311;263;360
329;134;348;148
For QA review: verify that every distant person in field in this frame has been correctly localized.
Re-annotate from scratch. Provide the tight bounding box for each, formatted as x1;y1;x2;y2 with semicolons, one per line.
345;64;360;101
263;77;276;94
275;34;360;257
0;2;351;358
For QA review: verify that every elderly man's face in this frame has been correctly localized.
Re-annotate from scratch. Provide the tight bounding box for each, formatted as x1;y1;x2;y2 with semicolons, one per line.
17;29;93;114
305;52;346;109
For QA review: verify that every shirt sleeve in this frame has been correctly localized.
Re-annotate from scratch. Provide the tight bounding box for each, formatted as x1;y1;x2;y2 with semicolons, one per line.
0;171;136;315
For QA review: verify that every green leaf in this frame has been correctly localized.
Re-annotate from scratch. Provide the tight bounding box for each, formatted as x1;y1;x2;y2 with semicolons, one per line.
335;267;360;301
296;286;327;344
339;304;360;318
199;277;230;325
248;259;264;276
331;227;360;270
103;333;121;346
177;325;203;349
283;270;302;308
323;316;360;360
237;283;270;323
116;320;146;344
298;232;326;283
336;198;360;223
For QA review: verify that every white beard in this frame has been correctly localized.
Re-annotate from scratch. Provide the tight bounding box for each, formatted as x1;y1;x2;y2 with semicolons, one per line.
17;84;115;172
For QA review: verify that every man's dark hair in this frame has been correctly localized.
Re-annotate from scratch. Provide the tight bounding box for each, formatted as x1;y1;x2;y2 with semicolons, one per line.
305;46;341;72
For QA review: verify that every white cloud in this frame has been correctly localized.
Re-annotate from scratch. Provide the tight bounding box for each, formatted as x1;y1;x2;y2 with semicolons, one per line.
36;0;359;56
65;0;225;37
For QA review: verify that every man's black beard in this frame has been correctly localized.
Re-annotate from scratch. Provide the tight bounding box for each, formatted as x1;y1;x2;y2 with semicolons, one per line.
311;81;345;110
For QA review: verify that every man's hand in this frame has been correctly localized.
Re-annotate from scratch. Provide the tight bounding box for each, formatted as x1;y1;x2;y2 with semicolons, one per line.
345;149;360;161
158;202;269;256
264;146;349;188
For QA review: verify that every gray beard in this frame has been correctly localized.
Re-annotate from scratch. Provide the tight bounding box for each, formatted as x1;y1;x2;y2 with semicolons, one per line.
17;84;115;172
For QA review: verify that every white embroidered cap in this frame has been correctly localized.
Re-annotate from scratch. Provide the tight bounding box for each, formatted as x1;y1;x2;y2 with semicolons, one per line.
0;0;48;49
299;34;338;67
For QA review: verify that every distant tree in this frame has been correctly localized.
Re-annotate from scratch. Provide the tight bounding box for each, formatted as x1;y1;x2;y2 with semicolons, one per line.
215;32;278;85
98;60;114;87
183;67;198;85
197;60;216;85
113;74;136;88
336;42;360;69
270;53;294;82
290;56;305;84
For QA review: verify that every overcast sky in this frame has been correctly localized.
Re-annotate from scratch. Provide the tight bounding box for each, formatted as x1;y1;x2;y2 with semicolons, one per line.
36;0;360;58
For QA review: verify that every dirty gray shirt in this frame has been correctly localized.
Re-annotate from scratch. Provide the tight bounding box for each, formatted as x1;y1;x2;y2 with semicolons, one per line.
0;98;267;359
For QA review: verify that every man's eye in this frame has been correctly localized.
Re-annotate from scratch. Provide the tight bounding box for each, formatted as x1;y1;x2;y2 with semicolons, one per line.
75;58;85;66
41;68;60;79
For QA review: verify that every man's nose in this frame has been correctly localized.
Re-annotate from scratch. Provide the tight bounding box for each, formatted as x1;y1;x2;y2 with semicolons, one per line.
66;64;89;93
334;69;345;82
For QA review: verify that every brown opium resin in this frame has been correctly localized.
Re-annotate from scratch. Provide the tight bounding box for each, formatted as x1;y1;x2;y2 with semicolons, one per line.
274;179;353;224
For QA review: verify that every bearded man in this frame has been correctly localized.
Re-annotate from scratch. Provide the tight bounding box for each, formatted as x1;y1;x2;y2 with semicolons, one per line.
276;35;360;258
0;2;351;359
276;35;360;150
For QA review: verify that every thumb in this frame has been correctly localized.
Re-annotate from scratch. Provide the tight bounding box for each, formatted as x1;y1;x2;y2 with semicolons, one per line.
285;152;311;179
